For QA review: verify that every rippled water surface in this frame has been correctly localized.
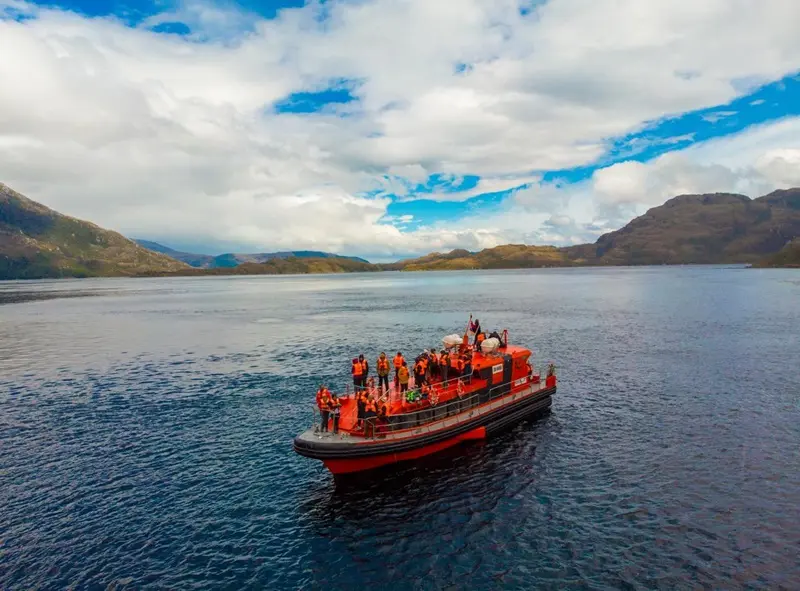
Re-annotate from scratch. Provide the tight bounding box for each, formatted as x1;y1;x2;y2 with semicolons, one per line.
2;268;800;590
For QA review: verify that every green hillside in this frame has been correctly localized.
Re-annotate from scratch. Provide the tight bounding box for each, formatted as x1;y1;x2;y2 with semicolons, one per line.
0;183;188;279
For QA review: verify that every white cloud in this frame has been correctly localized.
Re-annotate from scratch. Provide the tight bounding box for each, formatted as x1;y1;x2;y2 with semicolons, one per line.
0;0;799;258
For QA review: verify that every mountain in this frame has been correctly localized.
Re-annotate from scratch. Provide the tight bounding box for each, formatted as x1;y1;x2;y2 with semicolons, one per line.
133;239;370;268
563;189;800;265
139;257;377;276
393;189;800;270
753;238;800;268
383;245;573;271
0;184;189;279
133;240;215;267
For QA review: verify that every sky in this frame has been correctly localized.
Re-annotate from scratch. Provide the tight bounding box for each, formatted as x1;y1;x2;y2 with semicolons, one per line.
1;0;799;261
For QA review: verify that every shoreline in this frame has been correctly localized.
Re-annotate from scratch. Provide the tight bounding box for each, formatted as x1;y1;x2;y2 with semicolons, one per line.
2;262;782;283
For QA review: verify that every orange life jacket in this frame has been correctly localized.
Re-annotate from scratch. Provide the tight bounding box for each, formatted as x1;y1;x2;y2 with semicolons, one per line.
365;399;376;413
440;353;449;366
361;360;368;374
398;367;410;384
456;358;465;371
393;354;404;368
318;393;331;410
430;353;439;365
316;388;328;407
414;360;425;374
477;333;485;344
352;361;363;377
377;358;390;374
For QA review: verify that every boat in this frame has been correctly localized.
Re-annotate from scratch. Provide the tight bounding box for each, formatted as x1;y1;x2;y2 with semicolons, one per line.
293;327;557;476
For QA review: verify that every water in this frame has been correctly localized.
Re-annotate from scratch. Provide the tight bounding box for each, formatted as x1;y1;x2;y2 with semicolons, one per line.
1;267;799;590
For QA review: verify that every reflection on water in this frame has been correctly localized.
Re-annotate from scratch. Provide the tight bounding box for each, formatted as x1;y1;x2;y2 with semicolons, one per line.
0;289;104;305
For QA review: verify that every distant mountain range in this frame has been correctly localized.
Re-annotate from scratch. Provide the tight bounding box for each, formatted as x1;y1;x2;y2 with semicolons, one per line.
1;182;798;279
133;239;370;268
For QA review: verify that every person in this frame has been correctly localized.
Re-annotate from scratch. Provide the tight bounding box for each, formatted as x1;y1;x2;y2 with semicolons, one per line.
454;354;465;379
440;349;450;383
475;331;486;351
463;350;473;382
359;354;369;379
316;385;331;432
429;349;439;380
489;330;503;345
377;352;390;393
393;351;404;388
329;392;342;434
364;394;377;437
375;403;389;438
398;361;410;396
356;387;368;429
470;318;482;344
352;357;364;390
413;357;426;389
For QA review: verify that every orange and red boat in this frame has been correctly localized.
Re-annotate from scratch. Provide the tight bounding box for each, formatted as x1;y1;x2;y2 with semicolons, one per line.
293;327;557;476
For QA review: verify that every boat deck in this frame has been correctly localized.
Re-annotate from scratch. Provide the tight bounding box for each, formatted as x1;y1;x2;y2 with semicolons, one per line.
297;376;551;447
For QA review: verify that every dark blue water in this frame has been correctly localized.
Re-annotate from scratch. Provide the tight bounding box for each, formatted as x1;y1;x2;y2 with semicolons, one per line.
2;268;799;590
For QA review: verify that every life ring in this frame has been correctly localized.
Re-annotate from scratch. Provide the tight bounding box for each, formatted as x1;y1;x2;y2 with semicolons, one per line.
430;390;439;405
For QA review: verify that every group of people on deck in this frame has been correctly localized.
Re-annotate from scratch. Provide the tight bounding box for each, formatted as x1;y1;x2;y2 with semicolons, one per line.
314;319;507;435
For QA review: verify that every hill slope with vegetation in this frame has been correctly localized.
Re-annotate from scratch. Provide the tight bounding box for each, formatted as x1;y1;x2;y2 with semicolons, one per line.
0;184;188;279
563;189;800;265
752;238;800;268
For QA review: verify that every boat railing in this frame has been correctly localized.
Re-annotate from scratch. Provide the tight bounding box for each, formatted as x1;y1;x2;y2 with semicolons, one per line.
361;380;532;439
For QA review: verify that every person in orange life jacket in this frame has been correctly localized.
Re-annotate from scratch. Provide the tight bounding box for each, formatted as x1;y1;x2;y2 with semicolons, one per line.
376;352;390;393
393;351;404;388
454;355;465;378
352;357;364;390
439;350;450;383
316;385;332;432
329;392;342;434
463;350;473;382
429;349;440;380
364;394;378;437
413;357;426;389
359;354;369;384
475;331;486;352
397;361;410;395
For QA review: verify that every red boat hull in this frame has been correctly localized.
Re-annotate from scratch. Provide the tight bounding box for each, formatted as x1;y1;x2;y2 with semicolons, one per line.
323;427;488;475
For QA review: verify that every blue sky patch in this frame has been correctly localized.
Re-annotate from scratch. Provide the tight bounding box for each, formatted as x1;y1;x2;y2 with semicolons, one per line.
272;81;360;114
25;0;306;21
542;72;800;186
